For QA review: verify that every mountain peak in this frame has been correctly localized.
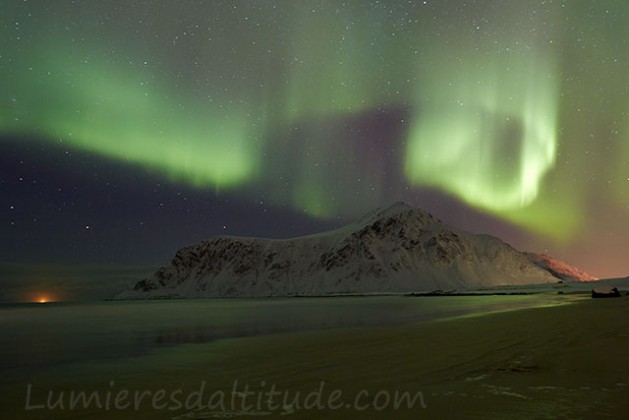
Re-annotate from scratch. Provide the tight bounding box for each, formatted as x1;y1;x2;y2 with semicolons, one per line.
378;201;413;216
357;201;439;228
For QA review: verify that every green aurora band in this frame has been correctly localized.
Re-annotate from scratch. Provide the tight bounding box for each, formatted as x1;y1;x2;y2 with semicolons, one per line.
405;48;562;232
1;39;262;189
2;1;628;241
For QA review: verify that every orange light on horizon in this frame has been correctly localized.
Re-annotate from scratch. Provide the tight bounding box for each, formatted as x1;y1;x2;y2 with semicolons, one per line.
36;295;53;304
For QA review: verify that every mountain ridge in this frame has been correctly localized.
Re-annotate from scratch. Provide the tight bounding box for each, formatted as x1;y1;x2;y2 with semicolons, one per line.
118;202;566;299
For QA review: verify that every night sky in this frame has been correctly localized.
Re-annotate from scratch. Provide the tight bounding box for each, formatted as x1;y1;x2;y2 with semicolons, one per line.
1;1;628;300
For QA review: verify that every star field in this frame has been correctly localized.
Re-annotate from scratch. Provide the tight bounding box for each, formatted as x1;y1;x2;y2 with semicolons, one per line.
1;0;628;292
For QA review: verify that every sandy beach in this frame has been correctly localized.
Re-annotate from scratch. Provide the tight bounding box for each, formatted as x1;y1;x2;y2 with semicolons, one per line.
4;294;629;419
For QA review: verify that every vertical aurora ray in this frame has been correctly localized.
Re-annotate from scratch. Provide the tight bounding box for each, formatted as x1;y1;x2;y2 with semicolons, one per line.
619;116;629;204
402;0;577;237
282;3;412;122
267;109;401;219
405;50;559;210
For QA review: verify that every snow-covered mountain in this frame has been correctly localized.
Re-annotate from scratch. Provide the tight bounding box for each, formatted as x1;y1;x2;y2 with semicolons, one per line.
117;202;558;298
524;252;598;282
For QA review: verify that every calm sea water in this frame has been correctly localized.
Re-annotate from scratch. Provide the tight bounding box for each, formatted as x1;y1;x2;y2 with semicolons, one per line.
0;295;569;374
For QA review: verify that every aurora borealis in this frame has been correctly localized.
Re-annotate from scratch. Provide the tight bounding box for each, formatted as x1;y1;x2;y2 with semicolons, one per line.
1;0;628;288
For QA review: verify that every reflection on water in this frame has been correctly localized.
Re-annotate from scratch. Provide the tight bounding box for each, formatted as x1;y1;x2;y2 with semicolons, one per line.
0;295;573;372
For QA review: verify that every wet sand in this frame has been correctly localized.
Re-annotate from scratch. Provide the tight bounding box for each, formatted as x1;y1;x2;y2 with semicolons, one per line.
5;295;629;419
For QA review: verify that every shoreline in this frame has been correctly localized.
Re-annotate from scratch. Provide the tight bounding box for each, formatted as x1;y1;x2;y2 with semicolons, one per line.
4;295;629;418
111;276;629;301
